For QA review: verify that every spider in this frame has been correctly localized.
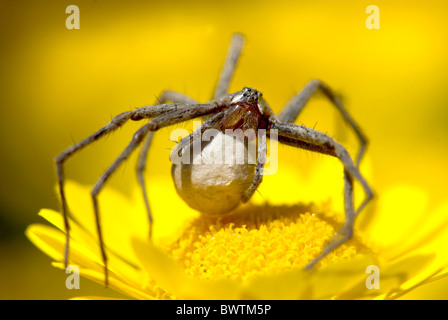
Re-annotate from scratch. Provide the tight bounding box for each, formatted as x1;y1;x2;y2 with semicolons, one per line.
55;33;373;286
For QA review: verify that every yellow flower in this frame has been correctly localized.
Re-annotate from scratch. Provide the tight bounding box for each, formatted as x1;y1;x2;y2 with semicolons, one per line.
26;157;448;300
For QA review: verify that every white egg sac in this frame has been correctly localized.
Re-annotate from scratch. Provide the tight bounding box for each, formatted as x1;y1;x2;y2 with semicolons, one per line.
171;131;257;215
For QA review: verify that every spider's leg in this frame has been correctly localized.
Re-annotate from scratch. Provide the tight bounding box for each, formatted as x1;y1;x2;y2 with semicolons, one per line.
273;135;335;156
305;170;356;270
214;33;245;99
90;103;220;286
136;91;199;238
55;110;136;269
272;121;373;269
158;90;199;105
55;102;213;275
241;130;267;202
277;79;368;167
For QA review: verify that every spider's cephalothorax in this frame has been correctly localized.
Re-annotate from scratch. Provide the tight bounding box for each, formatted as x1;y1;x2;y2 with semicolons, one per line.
56;33;373;286
220;87;264;132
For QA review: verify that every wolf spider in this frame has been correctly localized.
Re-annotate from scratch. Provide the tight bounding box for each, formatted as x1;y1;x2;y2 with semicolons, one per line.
55;33;373;286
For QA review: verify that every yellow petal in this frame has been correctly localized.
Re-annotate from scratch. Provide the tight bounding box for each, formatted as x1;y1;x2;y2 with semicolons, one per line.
35;209;145;285
51;262;153;300
131;177;200;244
26;224;102;271
335;254;434;299
310;254;377;299
360;185;429;258
62;181;149;265
131;237;241;299
241;268;312;300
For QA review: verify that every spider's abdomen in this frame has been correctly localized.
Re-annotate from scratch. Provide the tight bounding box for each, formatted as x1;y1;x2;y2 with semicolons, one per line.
171;131;256;215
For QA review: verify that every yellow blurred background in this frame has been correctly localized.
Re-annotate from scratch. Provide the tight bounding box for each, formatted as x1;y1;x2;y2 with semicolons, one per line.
1;0;447;299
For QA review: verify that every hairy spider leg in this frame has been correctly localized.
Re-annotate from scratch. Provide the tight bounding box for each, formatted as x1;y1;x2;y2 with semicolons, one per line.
136;90;199;238
55;110;135;271
214;33;245;100
277;79;368;168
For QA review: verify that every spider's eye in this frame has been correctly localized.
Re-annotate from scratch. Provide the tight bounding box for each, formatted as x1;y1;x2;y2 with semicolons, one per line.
254;96;258;100
243;92;248;97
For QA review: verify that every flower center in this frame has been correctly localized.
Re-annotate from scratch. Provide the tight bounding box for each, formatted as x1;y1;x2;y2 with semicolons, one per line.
165;203;367;283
